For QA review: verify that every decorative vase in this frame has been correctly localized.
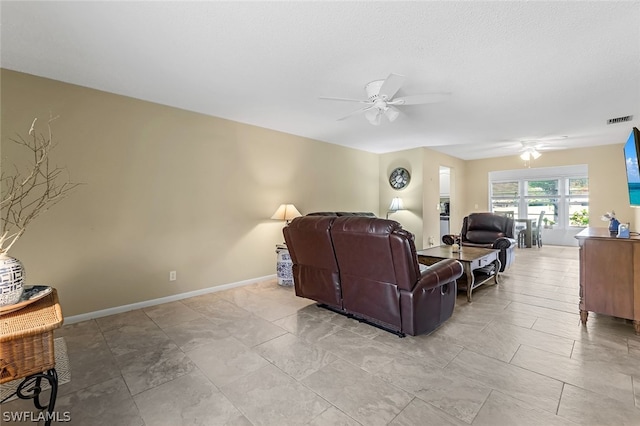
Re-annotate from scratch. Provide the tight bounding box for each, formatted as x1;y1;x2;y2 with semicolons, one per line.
609;218;620;234
0;253;25;306
275;244;294;286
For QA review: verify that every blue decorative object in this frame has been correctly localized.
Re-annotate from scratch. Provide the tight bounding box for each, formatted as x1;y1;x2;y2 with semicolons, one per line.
617;223;630;238
609;218;620;234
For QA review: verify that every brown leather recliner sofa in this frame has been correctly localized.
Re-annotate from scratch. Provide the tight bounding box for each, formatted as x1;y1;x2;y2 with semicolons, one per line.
306;211;377;217
443;212;516;272
283;215;464;336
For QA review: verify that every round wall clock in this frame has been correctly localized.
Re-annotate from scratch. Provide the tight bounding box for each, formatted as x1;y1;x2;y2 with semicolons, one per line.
389;167;411;190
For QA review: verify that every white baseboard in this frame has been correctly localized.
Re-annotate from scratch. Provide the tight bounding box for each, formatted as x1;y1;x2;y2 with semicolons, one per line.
64;274;276;325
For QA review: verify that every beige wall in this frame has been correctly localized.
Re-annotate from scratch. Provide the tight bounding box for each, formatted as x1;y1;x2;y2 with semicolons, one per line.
379;147;467;249
1;70;379;316
378;141;635;246
4;69;635;317
379;148;424;248
464;145;636;231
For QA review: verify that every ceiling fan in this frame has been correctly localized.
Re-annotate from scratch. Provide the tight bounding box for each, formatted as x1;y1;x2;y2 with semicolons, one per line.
518;137;568;161
320;73;450;126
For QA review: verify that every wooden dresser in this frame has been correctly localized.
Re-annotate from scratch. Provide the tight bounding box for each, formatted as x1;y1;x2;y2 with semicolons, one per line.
575;227;640;334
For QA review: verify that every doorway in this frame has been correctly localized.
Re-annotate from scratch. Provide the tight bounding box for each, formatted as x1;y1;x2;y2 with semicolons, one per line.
439;166;451;241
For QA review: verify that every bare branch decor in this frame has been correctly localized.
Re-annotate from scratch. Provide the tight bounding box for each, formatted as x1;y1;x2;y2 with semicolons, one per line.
0;115;81;254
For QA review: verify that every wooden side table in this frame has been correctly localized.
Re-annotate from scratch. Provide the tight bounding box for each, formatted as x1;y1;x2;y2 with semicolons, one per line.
0;289;63;425
417;246;500;302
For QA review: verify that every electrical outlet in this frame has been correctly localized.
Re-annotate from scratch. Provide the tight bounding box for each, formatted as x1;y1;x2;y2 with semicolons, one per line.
169;271;177;281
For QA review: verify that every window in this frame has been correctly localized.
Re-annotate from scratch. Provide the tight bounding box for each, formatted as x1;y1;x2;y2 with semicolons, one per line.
491;181;519;216
525;179;558;225
489;166;589;229
568;178;589;226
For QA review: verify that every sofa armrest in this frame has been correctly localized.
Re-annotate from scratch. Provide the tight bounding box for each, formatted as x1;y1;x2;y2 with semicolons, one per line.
415;259;463;291
442;234;457;245
492;237;516;250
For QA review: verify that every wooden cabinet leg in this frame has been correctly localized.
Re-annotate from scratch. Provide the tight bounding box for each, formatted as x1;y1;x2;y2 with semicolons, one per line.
579;310;588;325
634;320;640;335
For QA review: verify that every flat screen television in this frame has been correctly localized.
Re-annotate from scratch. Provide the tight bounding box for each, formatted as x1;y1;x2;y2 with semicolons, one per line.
623;127;640;207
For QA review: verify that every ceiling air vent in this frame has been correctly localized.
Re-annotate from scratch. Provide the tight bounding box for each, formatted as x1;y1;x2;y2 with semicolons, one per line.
607;115;633;125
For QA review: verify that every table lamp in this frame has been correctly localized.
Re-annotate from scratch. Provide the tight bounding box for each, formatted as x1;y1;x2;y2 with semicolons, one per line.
271;204;302;224
386;197;404;219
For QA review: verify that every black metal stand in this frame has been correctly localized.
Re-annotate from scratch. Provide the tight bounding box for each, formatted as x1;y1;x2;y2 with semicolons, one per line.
317;303;406;337
1;368;58;426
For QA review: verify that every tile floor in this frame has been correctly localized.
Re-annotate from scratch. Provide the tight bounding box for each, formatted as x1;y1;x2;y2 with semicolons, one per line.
2;245;640;425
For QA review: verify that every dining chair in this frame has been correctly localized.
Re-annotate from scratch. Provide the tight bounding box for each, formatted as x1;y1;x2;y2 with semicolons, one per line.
515;218;526;248
517;211;544;248
496;211;514;218
531;211;545;248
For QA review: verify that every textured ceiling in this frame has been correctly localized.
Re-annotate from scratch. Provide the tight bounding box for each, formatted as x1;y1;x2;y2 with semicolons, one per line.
1;1;639;160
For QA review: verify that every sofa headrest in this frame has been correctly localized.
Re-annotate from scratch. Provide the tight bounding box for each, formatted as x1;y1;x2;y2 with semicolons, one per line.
466;230;505;244
286;215;336;230
335;212;377;217
306;212;376;217
467;213;510;233
331;216;401;235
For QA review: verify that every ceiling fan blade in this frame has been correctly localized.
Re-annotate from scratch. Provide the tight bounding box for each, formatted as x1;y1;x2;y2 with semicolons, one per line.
390;93;451;105
537;145;568;151
319;96;371;104
531;135;569;142
337;105;375;121
378;73;405;100
519;136;569;148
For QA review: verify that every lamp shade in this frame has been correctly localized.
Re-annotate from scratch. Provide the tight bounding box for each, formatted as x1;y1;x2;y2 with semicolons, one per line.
388;197;404;212
271;204;302;222
365;109;382;126
385;106;400;122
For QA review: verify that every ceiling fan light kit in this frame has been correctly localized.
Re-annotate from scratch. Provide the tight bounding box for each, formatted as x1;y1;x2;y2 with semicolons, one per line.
321;73;450;125
520;148;542;161
516;136;568;161
385;106;400;121
365;104;400;126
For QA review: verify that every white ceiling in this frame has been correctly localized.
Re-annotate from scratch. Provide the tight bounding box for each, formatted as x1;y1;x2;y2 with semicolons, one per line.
2;1;639;160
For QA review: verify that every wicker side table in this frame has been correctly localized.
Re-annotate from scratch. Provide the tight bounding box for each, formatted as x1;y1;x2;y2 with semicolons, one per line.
0;289;63;426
